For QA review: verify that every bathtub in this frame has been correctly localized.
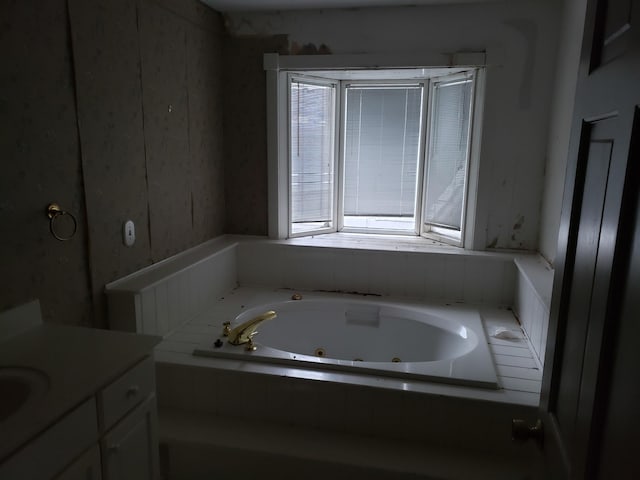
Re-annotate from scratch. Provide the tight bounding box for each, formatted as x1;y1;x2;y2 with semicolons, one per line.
193;294;498;389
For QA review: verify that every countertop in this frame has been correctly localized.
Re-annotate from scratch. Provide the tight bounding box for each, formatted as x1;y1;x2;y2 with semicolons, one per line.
0;324;160;462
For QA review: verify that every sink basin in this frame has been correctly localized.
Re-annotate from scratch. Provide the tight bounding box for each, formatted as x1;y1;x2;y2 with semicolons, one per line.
0;367;49;424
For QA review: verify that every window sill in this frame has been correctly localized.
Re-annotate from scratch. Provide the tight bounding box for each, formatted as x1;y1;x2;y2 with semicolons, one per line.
277;232;467;255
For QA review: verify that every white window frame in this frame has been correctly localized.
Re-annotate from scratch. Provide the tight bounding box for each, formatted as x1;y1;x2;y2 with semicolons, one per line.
265;53;486;248
421;71;477;245
287;74;339;238
339;79;427;237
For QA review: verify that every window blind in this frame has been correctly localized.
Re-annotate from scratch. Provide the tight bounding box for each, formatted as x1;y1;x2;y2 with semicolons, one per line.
424;78;473;231
290;81;335;227
343;86;422;217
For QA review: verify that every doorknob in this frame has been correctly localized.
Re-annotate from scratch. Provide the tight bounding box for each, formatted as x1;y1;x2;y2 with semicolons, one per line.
512;418;544;448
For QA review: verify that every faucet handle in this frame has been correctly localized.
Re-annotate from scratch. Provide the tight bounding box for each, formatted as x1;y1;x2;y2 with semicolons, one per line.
222;321;231;337
245;337;257;351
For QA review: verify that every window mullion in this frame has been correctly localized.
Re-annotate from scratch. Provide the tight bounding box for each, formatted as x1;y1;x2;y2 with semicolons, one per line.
336;80;346;232
416;81;429;237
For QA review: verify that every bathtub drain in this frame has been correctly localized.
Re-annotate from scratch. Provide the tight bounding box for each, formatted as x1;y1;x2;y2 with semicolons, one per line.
314;348;325;357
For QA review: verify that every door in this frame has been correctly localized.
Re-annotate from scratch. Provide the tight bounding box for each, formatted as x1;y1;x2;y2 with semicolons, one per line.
540;0;640;478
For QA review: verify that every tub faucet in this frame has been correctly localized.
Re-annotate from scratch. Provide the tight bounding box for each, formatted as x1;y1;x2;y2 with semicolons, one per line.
223;310;277;348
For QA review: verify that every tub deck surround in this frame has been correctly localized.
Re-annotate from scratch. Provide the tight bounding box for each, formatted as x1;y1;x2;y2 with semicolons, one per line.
155;290;543;472
237;236;516;305
105;234;518;337
513;254;554;366
104;236;545;475
103;234;542;401
105;236;239;336
157;286;542;405
192;295;499;389
155;289;544;476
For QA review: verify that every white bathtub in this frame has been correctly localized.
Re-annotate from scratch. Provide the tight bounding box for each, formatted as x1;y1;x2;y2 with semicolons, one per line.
193;294;498;389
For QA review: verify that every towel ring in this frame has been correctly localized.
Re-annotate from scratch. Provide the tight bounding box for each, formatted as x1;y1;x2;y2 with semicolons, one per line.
47;203;77;241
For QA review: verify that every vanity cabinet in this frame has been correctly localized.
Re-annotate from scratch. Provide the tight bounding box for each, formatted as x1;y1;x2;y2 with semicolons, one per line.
101;395;158;480
0;354;159;480
99;356;159;480
55;446;102;480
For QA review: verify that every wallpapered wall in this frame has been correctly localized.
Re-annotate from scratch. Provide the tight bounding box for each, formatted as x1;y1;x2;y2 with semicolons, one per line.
223;34;288;235
1;0;92;326
1;0;225;327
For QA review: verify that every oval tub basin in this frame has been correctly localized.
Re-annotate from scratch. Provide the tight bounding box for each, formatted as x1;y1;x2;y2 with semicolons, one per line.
193;296;498;389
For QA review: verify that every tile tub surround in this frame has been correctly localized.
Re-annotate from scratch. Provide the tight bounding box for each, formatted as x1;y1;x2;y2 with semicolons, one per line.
237;237;516;305
513;255;554;366
157;286;542;406
103;237;545;477
106;234;518;337
154;289;544;476
106;235;543;401
106;236;238;336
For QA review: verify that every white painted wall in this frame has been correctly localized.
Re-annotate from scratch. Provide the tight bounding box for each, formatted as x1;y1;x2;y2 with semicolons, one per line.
226;0;560;251
537;0;587;265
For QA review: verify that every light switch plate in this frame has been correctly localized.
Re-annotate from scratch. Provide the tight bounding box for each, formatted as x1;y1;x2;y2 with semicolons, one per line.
123;220;135;247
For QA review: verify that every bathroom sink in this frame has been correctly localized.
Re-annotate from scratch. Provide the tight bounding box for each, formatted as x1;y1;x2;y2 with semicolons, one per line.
0;367;49;423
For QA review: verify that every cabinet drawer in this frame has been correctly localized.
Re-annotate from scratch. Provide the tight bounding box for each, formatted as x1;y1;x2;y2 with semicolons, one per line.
100;356;155;431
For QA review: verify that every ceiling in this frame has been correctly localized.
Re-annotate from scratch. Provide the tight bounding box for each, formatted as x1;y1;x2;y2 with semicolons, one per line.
200;0;499;13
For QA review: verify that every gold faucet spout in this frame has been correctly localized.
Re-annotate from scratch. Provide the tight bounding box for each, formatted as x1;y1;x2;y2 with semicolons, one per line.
227;310;277;346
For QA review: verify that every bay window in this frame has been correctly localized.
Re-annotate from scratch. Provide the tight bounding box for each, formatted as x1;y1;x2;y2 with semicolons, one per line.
267;57;483;247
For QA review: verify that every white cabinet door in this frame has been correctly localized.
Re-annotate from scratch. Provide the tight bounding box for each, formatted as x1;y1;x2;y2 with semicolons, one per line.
55;445;102;480
101;395;159;480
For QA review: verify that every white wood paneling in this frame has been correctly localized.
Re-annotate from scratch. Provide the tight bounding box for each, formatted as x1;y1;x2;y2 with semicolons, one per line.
513;254;553;365
238;238;516;306
105;239;238;336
